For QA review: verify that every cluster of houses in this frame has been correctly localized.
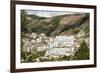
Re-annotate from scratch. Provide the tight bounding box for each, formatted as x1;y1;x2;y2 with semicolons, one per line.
22;33;48;52
22;30;88;59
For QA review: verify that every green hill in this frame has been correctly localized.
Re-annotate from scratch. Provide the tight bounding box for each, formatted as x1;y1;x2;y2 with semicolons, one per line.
21;10;89;36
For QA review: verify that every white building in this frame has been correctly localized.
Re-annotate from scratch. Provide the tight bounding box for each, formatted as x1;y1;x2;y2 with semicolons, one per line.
45;35;75;56
48;35;75;48
45;48;75;56
32;33;37;38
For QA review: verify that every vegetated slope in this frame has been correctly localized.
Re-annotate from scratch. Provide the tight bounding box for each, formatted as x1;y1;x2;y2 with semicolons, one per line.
21;13;89;36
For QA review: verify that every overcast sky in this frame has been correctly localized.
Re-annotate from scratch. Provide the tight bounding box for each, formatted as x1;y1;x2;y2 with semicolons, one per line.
25;10;77;17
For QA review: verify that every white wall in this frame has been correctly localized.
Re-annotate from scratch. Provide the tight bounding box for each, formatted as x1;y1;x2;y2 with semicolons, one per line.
0;0;100;73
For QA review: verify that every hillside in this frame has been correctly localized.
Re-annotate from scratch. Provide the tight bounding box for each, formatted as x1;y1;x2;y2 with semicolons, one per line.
21;11;89;36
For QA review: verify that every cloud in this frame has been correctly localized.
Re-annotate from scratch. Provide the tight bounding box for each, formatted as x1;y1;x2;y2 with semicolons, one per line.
26;10;76;17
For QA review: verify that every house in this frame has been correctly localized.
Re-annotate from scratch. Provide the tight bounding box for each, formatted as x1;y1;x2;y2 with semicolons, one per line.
77;30;85;37
30;32;37;39
37;45;48;51
40;33;47;39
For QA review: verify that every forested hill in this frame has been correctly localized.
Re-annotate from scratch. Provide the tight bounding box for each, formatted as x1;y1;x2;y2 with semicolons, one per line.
21;12;89;36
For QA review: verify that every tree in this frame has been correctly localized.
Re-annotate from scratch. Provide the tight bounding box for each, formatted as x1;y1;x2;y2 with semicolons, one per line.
73;28;80;35
21;10;29;32
25;50;46;62
74;40;89;60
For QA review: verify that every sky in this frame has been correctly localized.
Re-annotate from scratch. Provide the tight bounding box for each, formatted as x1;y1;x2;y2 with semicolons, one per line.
25;10;77;17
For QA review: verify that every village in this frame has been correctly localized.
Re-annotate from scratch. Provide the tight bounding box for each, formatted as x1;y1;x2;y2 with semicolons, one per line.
21;30;89;62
